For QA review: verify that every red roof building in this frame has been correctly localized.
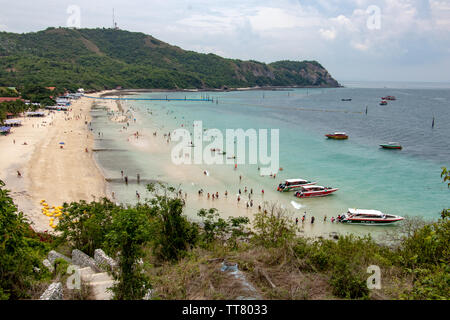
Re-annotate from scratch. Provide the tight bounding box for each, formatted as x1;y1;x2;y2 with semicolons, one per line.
0;97;23;103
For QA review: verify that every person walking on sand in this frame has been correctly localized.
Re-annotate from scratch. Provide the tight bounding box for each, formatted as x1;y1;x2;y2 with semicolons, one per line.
121;170;124;177
17;170;21;177
137;173;140;184
261;189;264;195
207;193;210;199
296;217;299;225
311;216;315;224
124;176;128;185
237;195;241;203
239;175;242;181
215;192;219;199
239;189;241;195
250;199;253;207
324;215;327;222
225;190;228;197
302;215;305;223
136;191;140;200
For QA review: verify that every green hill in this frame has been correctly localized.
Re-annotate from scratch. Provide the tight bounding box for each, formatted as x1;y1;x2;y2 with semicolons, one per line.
0;27;340;91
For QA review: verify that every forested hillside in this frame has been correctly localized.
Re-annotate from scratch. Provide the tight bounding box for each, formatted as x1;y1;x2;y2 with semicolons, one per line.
0;28;340;91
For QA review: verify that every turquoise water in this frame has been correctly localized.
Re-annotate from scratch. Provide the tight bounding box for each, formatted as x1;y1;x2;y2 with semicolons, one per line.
91;83;450;236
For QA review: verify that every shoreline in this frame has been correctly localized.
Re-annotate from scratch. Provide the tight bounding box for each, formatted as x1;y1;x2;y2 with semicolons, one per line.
0;91;111;232
99;85;343;97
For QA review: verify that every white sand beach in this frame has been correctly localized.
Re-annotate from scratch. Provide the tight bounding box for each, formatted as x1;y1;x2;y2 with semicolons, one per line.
0;92;110;232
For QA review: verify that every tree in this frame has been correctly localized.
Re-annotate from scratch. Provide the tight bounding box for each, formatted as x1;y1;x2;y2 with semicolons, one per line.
105;208;153;300
441;167;449;219
0;180;46;299
146;183;199;261
56;198;116;256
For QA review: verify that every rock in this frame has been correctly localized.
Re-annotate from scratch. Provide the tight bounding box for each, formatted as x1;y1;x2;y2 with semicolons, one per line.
47;250;72;265
94;249;117;271
143;289;153;300
42;259;54;272
72;249;100;272
220;261;262;300
329;232;340;240
39;282;63;300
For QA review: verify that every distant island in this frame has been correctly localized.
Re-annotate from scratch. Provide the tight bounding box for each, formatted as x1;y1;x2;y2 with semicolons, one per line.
0;27;340;91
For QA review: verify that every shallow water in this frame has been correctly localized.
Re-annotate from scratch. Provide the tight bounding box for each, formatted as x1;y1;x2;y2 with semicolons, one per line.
90;82;450;238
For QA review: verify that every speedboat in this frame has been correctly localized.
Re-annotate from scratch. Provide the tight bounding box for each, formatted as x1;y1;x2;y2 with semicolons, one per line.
341;98;352;101
277;179;316;192
338;208;404;225
325;132;348;140
380;100;388;105
381;96;396;100
380;142;402;150
294;185;339;198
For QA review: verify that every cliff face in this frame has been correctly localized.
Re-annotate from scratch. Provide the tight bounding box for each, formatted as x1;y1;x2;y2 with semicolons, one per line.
0;28;340;90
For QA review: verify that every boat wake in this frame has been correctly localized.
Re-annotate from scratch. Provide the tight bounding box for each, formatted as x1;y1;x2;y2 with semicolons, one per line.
290;201;304;210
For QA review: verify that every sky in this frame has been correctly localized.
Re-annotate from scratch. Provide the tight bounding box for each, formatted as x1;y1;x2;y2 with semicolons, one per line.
0;0;449;83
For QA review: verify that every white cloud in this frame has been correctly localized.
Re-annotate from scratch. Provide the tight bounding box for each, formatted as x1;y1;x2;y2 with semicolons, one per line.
319;28;337;40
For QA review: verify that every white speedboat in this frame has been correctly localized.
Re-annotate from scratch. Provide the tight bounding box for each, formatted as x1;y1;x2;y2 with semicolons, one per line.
338;208;404;225
277;179;316;192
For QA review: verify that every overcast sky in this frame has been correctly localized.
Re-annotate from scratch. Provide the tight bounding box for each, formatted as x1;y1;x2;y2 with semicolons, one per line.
1;0;449;83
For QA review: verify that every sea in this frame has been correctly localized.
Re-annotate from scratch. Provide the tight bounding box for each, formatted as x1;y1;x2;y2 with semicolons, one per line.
90;81;450;238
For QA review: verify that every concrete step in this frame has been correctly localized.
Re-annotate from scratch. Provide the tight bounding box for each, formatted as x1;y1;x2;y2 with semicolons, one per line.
90;280;116;300
78;267;96;282
87;272;112;283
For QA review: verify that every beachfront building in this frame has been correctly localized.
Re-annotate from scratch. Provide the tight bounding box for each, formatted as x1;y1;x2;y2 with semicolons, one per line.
56;97;71;105
0;97;24;103
25;111;46;117
3;119;22;126
0;126;11;135
46;105;69;111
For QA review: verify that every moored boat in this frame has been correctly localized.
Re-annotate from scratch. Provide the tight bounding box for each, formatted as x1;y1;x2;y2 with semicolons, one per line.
380;100;388;105
294;185;339;198
381;96;396;100
380;142;402;150
325;132;348;140
338;208;404;225
277;179;316;192
341;98;352;101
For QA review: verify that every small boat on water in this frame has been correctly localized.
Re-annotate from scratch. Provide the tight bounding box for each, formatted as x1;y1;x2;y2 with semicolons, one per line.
277;179;316;192
382;96;396;100
294;185;339;198
380;100;388;105
325;132;348;140
380;142;402;150
338;208;404;225
341;98;352;101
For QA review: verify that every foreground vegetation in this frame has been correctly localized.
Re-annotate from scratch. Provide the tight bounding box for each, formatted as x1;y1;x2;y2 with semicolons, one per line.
0;28;339;91
0;169;449;300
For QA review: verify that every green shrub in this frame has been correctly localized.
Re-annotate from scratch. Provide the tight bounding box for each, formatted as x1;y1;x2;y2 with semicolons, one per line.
330;260;370;299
